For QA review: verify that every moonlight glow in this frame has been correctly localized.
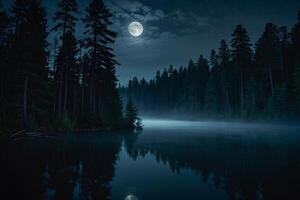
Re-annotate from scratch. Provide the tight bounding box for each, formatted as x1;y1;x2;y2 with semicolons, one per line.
128;22;143;37
125;194;139;200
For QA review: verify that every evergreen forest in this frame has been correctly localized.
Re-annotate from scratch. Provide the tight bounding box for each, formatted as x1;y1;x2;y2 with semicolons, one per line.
0;0;139;134
121;10;300;120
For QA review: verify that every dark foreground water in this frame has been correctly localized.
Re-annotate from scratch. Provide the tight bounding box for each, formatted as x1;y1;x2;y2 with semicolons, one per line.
1;119;300;200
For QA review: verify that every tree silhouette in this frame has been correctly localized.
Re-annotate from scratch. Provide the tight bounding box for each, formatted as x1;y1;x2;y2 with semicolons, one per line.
231;25;253;116
122;9;300;119
292;9;300;112
52;0;79;117
82;0;123;128
125;99;138;130
9;0;50;130
0;0;132;133
219;40;233;114
0;0;11;133
52;0;78;37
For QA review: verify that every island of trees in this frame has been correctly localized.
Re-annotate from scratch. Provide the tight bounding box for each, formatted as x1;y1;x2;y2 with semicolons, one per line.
0;0;140;135
121;9;300;120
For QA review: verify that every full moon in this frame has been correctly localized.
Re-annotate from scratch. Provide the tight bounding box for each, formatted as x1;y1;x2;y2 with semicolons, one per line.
128;22;143;37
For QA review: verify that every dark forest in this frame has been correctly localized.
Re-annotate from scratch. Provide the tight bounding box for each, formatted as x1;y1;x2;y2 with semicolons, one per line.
121;10;300;119
0;0;140;135
1;1;300;200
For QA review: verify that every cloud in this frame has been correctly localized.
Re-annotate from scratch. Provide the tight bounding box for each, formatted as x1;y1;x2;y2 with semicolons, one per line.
163;10;212;35
109;0;213;41
110;0;165;23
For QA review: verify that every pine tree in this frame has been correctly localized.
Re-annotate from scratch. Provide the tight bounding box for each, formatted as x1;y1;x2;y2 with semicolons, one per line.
272;84;288;118
210;49;218;67
205;71;219;113
197;55;210;110
101;62;124;129
205;50;221;113
279;26;292;81
218;40;233;115
79;53;90;117
294;63;300;112
231;25;253;116
10;0;50;130
0;0;9;36
256;23;281;95
292;9;300;113
0;0;11;132
55;31;79;117
52;0;78;38
125;100;138;130
82;0;122;127
83;0;116;113
292;9;300;61
52;0;79;117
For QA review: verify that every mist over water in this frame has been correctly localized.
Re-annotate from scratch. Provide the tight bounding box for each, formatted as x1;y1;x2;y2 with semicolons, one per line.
142;118;300;133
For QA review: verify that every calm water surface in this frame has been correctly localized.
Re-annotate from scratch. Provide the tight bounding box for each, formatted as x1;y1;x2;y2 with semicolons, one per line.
1;119;300;200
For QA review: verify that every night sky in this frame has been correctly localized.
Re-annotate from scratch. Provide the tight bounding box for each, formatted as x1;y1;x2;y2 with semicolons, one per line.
3;0;300;84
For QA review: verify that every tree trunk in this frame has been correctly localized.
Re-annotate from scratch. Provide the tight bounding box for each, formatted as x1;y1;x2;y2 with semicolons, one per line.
0;75;4;130
280;50;288;80
63;65;69;114
58;12;67;116
240;72;244;116
58;71;63;116
0;74;4;104
90;74;95;114
253;90;256;114
23;76;29;128
53;83;56;113
73;85;77;117
53;39;58;114
90;33;97;114
62;12;67;44
81;85;84;114
226;90;231;115
269;65;274;96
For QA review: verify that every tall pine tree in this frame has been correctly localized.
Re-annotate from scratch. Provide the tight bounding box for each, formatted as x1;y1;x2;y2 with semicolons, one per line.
255;23;283;115
0;0;11;133
219;40;233;115
292;9;300;113
82;0;122;127
231;25;253;116
10;0;50;130
52;0;79;117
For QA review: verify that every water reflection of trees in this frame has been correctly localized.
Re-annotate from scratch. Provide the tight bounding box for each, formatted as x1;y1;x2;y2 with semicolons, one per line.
126;133;300;200
1;132;300;200
1;134;123;200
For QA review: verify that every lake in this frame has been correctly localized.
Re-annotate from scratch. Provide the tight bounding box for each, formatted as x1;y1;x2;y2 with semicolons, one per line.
1;119;300;200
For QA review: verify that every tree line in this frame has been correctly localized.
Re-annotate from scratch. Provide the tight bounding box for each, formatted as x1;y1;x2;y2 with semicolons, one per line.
120;9;300;119
0;0;139;134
